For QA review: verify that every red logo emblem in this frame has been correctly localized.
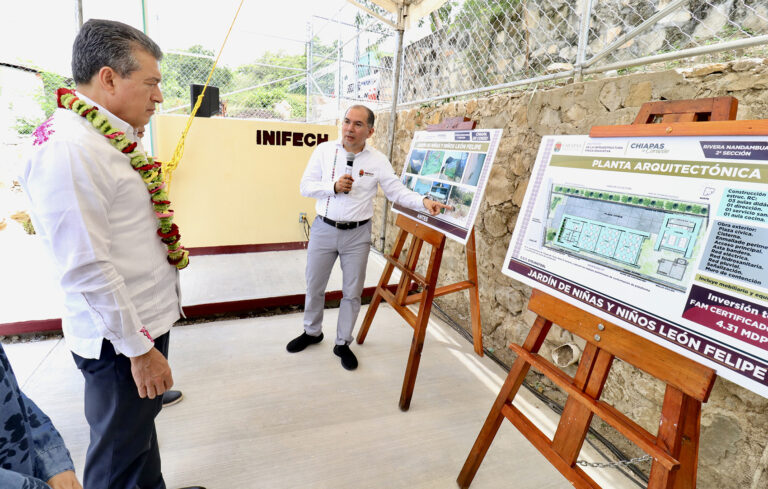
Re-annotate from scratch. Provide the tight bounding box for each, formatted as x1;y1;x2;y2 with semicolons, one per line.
359;169;365;177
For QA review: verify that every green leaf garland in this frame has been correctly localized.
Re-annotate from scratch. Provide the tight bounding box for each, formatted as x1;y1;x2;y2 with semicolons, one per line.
56;88;189;270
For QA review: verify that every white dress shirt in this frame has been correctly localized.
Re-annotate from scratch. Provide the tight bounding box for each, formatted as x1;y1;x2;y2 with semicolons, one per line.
300;139;425;221
20;92;180;359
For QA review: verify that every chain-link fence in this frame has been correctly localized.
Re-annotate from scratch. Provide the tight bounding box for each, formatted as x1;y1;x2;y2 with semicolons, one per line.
3;1;768;131
397;0;768;106
149;0;768;121
153;1;396;123
302;4;396;123
152;1;398;124
150;0;315;122
157;48;310;120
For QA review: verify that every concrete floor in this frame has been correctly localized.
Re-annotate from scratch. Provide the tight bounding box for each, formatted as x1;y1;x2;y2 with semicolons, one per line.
1;220;396;324
5;301;639;489
179;248;398;307
1;223;640;488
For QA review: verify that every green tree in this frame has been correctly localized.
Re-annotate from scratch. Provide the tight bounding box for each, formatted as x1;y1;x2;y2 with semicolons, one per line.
226;49;306;118
163;36;338;119
234;51;306;88
441;0;525;84
15;70;74;135
225;36;339;119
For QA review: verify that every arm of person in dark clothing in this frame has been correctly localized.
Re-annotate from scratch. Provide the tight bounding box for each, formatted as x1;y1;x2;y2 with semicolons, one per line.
22;391;79;488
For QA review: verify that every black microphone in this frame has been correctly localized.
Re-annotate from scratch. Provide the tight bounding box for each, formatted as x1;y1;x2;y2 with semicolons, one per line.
344;152;355;194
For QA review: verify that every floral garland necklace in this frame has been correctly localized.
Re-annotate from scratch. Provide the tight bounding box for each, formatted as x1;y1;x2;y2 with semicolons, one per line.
56;88;190;270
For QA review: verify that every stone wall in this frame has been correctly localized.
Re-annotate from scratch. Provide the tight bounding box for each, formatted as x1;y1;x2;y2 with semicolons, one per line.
370;60;768;488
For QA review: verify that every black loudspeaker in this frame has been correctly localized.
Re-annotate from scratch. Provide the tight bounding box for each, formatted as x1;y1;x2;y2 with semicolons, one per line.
190;84;219;117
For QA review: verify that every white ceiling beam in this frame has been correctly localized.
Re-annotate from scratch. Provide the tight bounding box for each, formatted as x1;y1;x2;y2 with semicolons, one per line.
348;0;447;30
406;0;447;27
346;0;398;28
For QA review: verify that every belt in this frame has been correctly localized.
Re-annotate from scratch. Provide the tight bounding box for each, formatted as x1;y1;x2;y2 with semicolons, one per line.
321;216;370;230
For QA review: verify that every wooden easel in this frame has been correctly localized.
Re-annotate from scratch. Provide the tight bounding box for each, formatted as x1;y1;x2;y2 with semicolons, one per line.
457;97;740;489
356;117;483;411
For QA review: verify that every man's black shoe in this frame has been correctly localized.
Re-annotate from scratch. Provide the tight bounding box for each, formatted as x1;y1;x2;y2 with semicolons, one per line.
286;332;324;353
162;390;183;407
178;486;206;489
333;344;358;370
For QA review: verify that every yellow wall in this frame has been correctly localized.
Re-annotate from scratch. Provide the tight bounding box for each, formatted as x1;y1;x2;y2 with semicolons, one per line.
154;115;337;248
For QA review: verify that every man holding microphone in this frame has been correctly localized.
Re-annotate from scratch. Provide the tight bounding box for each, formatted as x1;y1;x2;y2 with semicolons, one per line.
287;105;449;370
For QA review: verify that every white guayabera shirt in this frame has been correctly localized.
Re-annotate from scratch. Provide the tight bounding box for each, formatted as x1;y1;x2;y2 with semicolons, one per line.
20;92;181;359
300;139;425;222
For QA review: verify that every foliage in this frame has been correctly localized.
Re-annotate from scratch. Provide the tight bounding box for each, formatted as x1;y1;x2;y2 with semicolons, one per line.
235;51;305;89
229;49;309;119
308;36;344;97
160;36;339;119
422;1;460;31
160;45;234;112
14;70;74;135
431;0;521;32
285;93;307;119
225;87;287;118
14;118;38;135
352;2;393;36
237;87;287;108
38;71;73;116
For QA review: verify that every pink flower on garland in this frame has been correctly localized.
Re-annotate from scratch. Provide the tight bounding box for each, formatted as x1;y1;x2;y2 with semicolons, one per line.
32;117;55;146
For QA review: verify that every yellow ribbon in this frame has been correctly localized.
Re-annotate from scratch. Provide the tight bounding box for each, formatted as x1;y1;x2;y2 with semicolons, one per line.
163;0;245;190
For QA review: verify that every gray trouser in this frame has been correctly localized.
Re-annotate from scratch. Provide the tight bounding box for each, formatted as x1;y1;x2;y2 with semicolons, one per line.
303;216;372;345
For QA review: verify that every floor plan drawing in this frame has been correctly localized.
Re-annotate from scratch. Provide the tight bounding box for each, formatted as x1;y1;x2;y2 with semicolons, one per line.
544;184;709;291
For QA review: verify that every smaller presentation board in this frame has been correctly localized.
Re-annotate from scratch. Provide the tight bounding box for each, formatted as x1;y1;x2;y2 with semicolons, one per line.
392;129;503;245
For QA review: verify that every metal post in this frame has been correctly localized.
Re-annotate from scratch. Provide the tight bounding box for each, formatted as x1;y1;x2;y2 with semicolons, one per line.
75;0;83;28
141;0;156;156
354;20;360;101
574;0;594;83
584;34;768;74
306;22;312;122
337;14;343;117
379;10;405;252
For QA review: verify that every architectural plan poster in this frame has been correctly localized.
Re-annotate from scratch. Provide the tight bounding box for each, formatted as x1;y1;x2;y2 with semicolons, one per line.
503;135;768;397
392;129;502;244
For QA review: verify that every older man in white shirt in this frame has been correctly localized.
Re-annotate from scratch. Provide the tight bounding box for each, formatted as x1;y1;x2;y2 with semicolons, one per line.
287;105;449;370
21;19;203;489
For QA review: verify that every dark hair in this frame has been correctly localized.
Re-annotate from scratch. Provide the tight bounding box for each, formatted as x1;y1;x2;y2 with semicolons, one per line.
347;105;375;127
72;19;163;84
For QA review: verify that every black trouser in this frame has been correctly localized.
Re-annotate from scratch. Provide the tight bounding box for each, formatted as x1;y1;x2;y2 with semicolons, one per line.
73;333;169;489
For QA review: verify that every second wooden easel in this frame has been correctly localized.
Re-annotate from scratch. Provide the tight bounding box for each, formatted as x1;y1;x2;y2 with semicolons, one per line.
357;117;484;411
456;97;745;489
